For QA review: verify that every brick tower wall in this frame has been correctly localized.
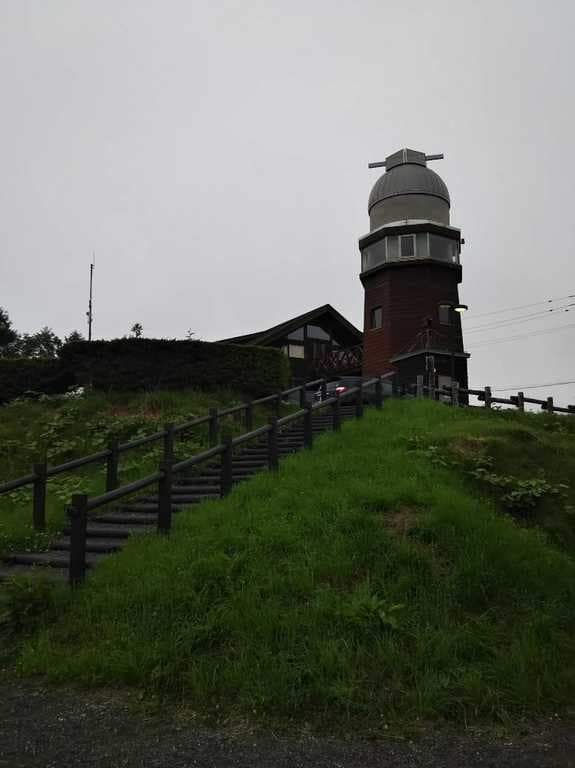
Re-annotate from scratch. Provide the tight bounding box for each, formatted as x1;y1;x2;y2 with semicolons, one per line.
361;261;464;377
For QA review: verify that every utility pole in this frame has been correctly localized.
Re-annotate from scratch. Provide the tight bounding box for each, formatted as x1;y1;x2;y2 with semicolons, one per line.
87;256;95;341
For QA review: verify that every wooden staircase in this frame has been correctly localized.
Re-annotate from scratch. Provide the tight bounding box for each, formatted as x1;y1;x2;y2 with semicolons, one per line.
0;405;356;582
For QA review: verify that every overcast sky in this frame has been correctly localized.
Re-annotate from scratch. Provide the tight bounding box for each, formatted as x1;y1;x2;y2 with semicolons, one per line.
1;1;574;404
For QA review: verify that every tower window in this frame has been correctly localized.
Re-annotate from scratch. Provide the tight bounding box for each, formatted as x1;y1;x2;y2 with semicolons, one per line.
400;235;415;258
370;306;383;329
439;304;452;325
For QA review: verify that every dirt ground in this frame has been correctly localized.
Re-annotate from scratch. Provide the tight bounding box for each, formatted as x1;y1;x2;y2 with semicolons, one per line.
1;683;574;768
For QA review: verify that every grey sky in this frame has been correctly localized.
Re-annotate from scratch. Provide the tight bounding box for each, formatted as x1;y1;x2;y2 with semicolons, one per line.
1;1;574;403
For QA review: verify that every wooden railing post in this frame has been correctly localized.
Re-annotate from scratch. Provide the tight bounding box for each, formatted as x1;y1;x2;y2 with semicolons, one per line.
163;423;175;462
245;401;254;432
157;459;173;534
299;385;306;409
451;381;460;407
267;418;279;472
106;439;119;492
375;378;383;410
332;392;341;432
68;493;88;586
274;393;282;419
546;396;554;414
516;391;525;412
416;375;424;399
209;408;219;446
321;381;327;402
304;405;314;448
32;461;47;531
220;434;233;497
484;386;492;409
355;383;364;418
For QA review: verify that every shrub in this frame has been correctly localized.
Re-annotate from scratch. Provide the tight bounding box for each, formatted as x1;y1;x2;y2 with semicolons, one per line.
0;576;68;641
60;339;290;398
0;358;73;404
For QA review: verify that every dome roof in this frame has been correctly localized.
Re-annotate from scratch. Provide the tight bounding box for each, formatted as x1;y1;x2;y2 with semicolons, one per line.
368;163;450;212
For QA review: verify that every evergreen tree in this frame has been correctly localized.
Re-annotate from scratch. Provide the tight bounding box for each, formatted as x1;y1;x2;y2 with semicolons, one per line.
65;330;85;344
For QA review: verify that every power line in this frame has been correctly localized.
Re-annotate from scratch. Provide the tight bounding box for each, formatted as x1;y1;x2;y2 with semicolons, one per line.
471;321;575;348
492;380;575;392
465;302;575;333
464;292;575;321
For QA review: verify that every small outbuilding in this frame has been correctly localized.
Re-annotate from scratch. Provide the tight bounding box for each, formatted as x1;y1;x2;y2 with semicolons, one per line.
219;304;362;385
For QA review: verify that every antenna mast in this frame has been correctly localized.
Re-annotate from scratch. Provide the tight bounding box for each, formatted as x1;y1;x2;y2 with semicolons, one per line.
87;255;95;341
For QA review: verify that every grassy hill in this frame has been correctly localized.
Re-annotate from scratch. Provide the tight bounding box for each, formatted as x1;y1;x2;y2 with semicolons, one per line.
5;399;575;731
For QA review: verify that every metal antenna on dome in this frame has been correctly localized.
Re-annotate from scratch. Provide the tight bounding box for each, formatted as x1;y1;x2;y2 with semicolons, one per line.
368;152;444;169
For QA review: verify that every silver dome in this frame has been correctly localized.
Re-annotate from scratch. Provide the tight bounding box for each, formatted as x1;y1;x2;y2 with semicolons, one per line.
368;163;450;212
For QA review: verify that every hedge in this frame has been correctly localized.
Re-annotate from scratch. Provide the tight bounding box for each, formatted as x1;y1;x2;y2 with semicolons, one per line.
59;339;290;398
0;359;74;404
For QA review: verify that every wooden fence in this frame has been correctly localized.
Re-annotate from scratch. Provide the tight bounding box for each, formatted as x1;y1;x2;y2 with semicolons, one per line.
0;378;333;533
414;375;575;415
1;377;384;583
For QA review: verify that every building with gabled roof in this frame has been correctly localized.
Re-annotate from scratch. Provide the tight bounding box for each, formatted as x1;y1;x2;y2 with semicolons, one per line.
219;304;362;384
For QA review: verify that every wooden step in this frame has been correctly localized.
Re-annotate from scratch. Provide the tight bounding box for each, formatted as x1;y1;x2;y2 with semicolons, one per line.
182;471;257;482
171;485;222;493
63;523;152;538
4;551;104;569
92;511;158;525
121;503;179;513
140;494;217;504
51;537;127;554
0;564;68;582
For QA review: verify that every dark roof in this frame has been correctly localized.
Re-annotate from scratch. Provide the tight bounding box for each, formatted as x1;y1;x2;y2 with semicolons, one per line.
368;163;450;212
219;304;362;346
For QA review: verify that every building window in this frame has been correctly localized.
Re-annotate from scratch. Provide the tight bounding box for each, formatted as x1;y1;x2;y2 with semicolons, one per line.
439;304;452;325
429;234;459;264
370;306;383;329
307;324;330;341
287;344;305;359
287;327;304;341
361;239;386;271
387;236;399;261
400;235;415;258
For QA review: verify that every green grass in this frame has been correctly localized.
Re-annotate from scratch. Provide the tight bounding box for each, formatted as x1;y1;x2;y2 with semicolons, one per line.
9;400;575;730
0;388;275;552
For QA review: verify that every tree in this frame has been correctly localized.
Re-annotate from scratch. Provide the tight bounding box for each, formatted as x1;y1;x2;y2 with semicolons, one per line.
185;329;196;340
130;323;143;339
14;327;62;359
65;330;85;344
0;307;17;352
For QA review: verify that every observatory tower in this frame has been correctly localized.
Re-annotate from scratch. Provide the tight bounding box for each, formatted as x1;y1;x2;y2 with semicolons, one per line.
359;148;469;392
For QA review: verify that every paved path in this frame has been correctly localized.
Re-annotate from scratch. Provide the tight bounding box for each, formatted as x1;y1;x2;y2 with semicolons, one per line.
1;683;574;768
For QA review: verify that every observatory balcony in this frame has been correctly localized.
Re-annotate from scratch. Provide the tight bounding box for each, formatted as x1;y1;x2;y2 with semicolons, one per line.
359;220;461;274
